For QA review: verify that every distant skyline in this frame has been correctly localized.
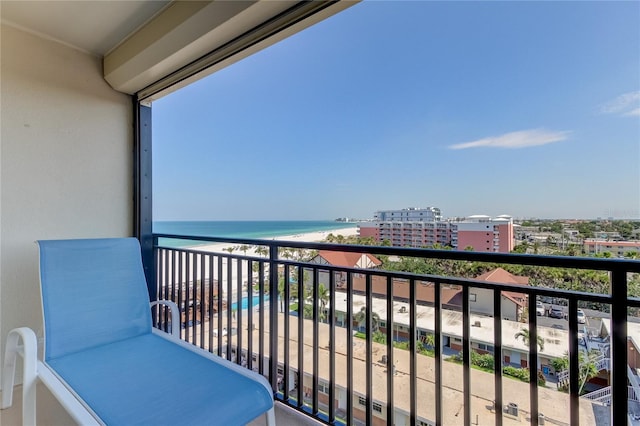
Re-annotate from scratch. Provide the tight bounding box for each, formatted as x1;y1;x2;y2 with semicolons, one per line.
153;1;640;221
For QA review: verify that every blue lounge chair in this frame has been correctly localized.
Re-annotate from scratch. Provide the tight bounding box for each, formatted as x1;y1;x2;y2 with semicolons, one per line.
2;238;275;425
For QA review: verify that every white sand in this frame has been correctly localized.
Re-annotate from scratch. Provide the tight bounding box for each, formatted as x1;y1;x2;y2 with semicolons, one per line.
158;227;359;299
192;226;359;256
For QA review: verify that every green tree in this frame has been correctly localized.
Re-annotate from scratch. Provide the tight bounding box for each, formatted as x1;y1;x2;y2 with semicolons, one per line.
254;245;269;257
514;328;544;352
552;350;601;394
354;307;380;334
277;277;287;313
317;283;330;322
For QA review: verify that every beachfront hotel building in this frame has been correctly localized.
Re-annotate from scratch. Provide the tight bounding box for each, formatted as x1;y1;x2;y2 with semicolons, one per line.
359;209;515;253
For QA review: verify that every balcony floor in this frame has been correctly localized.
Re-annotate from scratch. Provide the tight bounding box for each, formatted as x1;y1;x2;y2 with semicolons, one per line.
1;384;321;426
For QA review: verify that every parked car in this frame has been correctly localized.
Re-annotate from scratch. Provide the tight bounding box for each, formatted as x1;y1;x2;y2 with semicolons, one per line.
577;309;586;324
549;307;565;319
536;301;545;316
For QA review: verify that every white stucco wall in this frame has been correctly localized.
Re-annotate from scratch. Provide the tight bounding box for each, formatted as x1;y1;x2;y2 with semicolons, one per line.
0;24;133;384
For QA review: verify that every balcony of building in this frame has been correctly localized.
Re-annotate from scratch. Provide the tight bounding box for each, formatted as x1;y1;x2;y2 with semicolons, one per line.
147;233;639;426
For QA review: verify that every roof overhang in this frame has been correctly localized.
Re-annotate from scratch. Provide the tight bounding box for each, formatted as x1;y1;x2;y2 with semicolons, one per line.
104;0;358;101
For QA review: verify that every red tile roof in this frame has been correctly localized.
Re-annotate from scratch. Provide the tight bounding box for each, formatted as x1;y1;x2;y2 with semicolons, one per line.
317;250;382;268
475;267;529;307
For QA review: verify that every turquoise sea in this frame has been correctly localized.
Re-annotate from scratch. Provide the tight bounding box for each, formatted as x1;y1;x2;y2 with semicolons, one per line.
153;220;358;247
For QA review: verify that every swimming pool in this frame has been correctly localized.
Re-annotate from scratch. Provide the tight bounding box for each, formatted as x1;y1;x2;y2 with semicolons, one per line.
231;294;270;310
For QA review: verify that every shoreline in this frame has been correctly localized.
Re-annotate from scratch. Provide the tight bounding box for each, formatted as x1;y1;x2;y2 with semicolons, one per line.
191;226;359;256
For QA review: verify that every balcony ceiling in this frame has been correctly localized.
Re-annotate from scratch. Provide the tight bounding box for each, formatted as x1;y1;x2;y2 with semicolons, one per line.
1;1;356;97
0;1;171;56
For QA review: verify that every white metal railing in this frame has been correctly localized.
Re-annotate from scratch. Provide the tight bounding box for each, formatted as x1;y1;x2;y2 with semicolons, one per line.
557;352;609;387
581;386;640;404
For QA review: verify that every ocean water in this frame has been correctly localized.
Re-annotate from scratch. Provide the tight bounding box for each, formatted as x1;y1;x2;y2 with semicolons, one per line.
154;220;357;247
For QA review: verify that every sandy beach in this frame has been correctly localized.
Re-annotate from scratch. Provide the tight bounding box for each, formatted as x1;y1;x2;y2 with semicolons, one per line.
192;226;359;256
157;227;359;300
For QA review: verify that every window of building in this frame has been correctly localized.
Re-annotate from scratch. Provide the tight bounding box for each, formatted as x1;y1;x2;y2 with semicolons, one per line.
319;381;330;394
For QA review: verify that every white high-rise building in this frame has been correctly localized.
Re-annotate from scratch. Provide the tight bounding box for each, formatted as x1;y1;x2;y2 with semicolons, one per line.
374;207;442;222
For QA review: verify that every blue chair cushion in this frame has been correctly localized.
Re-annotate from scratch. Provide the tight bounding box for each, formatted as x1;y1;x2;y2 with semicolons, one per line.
47;333;273;426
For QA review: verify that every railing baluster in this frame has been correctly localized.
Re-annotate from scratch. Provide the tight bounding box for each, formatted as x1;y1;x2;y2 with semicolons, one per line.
199;253;205;349
208;254;214;353
269;245;279;392
236;258;243;365
226;254;233;361
435;281;442;425
386;276;395;426
568;298;579;426
462;285;471;426
312;267;319;414
177;251;184;340
366;273;373;426
409;278;416;426
284;264;290;401
493;289;503;426
247;260;253;371
171;250;177;332
217;255;223;358
611;267;628;426
346;272;354;426
329;269;336;423
528;294;539;426
259;260;265;376
187;252;193;344
297;265;305;409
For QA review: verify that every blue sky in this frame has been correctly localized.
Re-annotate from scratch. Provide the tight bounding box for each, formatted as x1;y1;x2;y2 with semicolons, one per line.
153;1;640;221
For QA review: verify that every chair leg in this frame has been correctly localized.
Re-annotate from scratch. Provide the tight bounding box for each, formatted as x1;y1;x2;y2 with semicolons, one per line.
265;407;276;426
1;328;38;425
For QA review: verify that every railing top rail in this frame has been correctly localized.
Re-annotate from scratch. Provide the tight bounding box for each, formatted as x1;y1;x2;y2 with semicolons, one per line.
153;233;640;272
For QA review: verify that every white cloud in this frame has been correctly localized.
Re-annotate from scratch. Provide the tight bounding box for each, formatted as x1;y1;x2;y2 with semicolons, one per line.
599;91;640;116
448;129;570;150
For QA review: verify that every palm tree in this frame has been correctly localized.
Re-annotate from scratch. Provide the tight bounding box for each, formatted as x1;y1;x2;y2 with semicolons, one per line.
514;328;544;352
423;333;435;349
354;307;380;334
254;245;268;258
277;278;286;313
316;283;330;323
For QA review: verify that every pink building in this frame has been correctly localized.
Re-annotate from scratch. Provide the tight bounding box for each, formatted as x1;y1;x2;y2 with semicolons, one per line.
358;223;379;240
452;215;514;253
358;213;515;253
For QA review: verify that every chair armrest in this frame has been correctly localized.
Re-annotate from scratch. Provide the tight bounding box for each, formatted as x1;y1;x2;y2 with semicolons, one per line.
150;300;180;338
2;327;38;424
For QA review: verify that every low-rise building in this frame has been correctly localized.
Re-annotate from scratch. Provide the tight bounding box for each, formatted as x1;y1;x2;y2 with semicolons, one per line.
583;239;640;257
